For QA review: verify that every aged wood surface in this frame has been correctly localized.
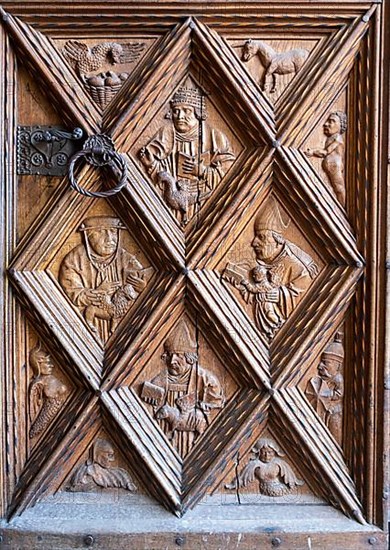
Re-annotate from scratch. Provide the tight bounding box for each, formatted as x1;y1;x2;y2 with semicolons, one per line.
0;1;388;549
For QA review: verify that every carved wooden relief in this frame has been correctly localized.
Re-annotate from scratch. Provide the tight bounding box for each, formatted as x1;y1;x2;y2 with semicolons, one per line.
0;2;388;549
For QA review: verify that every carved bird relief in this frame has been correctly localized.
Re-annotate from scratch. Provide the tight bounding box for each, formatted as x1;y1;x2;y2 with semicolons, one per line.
63;40;146;75
157;171;212;225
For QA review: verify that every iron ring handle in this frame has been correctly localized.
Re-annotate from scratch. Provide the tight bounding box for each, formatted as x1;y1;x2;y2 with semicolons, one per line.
68;146;128;198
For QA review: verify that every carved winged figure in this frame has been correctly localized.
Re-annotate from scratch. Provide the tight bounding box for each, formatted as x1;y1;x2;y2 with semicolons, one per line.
63;40;146;75
156;171;212;225
225;438;304;497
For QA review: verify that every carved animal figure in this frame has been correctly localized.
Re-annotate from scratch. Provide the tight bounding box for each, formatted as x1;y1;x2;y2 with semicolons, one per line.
84;278;139;339
63;40;146;75
156;399;207;441
157;171;212;225
242;39;309;93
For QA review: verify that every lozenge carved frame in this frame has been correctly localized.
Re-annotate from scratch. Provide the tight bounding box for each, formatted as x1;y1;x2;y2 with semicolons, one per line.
0;1;388;546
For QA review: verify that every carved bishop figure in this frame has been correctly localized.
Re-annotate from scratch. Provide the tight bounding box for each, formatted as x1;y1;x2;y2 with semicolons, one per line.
223;198;318;338
141;320;225;456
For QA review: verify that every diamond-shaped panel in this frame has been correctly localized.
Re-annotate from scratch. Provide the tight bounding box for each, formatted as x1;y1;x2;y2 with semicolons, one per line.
132;315;239;458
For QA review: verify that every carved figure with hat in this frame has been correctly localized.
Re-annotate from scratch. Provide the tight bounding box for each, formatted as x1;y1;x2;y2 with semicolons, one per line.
141;319;225;457
59;215;151;342
223;196;318;338
138;76;236;223
305;331;344;443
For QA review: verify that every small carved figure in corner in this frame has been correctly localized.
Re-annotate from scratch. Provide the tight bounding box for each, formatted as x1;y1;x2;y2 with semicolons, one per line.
225;438;304;496
241;39;309;93
29;344;67;439
305;111;347;206
305;331;344;444
68;439;137;493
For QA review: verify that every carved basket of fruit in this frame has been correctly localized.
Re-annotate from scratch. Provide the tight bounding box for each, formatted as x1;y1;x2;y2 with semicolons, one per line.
83;71;129;109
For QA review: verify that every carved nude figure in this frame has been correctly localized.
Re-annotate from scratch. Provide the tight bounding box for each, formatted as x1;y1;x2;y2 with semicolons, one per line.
29;344;67;439
305;111;347;206
69;438;137;492
225;438;304;496
241;39;309;93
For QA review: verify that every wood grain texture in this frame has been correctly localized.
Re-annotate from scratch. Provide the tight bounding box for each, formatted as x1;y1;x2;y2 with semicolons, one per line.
0;2;388;546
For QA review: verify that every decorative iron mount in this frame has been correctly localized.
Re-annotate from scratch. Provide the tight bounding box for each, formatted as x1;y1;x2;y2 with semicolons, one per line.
68;134;128;198
17;126;84;176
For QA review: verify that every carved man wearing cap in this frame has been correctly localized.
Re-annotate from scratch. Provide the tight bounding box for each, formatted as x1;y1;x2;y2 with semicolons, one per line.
59;216;148;342
139;78;236;219
223;198;318;338
305;332;344;443
141;320;225;456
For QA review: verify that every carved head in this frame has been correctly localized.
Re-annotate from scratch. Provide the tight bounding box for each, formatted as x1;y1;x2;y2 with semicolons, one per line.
252;265;268;283
156;405;169;420
252;199;289;262
79;216;126;258
169;78;207;124
92;439;115;469
253;438;285;463
242;39;256;62
318;332;344;378
30;344;53;376
162;321;198;377
323;111;347;136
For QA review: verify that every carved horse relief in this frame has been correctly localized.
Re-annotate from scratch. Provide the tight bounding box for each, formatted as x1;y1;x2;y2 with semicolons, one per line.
240;39;310;93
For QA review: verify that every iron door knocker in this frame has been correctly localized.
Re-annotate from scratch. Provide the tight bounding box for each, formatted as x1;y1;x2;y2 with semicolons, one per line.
68;134;128;198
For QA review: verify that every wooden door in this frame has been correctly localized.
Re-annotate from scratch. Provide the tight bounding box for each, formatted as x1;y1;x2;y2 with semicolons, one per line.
0;2;388;548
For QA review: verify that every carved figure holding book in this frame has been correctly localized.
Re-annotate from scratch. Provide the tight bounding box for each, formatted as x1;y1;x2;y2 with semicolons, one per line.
140;320;224;456
139;77;236;224
223;198;318;338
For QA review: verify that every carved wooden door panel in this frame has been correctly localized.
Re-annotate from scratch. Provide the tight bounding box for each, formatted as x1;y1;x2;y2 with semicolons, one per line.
0;2;388;549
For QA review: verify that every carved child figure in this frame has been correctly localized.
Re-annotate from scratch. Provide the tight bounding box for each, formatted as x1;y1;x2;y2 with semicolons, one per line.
225;438;304;496
240;264;284;334
29;344;67;439
306;111;347;206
